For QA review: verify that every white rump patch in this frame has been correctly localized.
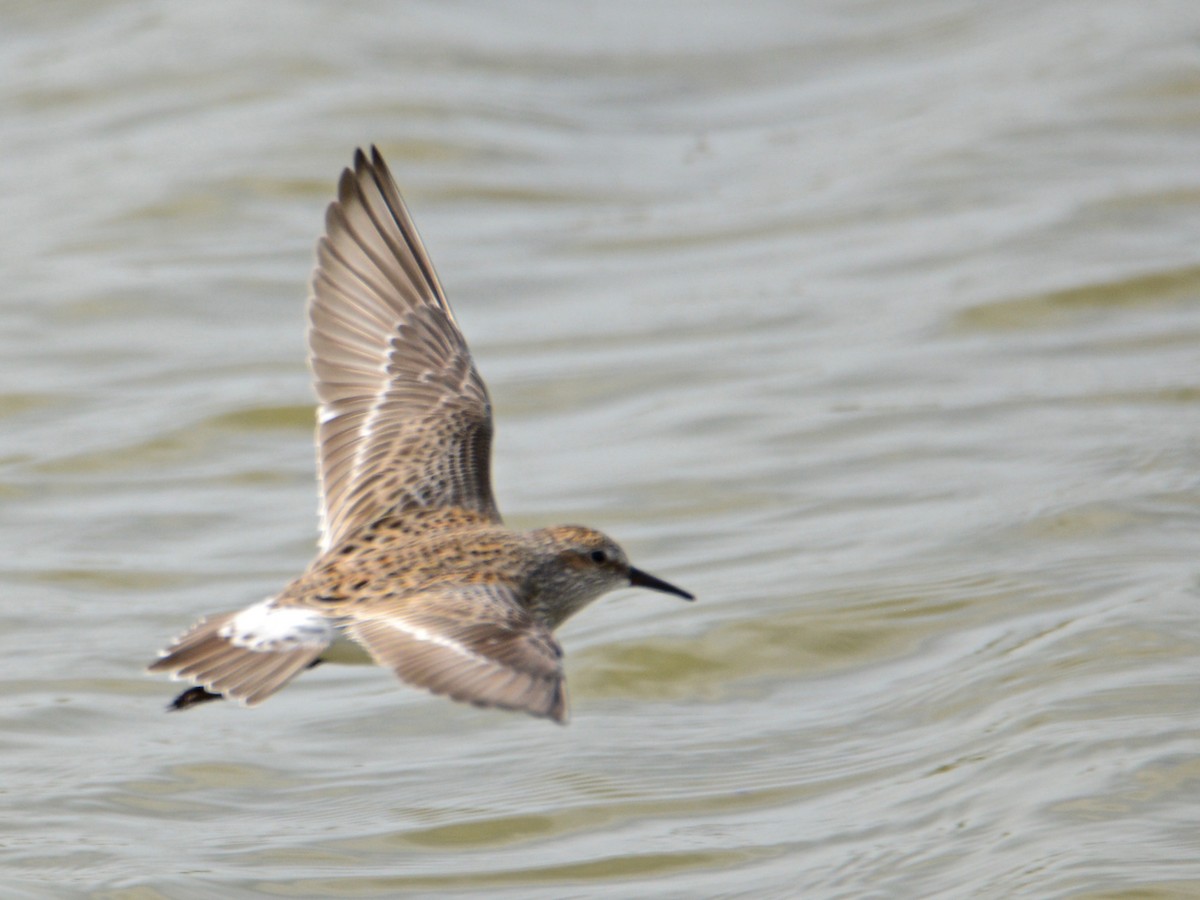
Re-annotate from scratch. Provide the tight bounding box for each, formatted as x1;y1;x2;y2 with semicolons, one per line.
219;600;335;652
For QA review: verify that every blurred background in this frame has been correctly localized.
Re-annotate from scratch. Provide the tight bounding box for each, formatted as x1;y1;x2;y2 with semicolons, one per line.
4;1;1200;896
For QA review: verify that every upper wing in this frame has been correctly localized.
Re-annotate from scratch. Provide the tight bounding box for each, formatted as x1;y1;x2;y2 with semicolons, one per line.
344;583;568;723
309;147;499;551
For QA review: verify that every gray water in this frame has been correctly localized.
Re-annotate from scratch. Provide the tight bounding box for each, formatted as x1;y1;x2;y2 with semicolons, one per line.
4;2;1200;897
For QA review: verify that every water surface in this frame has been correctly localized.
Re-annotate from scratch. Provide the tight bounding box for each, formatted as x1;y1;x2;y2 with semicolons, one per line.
3;1;1200;897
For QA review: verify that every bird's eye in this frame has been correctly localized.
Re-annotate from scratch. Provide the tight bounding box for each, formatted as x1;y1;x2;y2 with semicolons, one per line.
590;550;607;564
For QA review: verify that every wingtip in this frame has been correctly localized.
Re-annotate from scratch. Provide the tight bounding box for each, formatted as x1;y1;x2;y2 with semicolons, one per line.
336;164;361;208
348;144;388;179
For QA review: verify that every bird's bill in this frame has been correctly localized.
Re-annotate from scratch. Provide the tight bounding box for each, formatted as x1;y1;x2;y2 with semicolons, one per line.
629;566;694;601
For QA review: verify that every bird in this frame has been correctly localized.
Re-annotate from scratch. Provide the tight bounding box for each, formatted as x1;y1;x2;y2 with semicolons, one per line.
148;146;693;723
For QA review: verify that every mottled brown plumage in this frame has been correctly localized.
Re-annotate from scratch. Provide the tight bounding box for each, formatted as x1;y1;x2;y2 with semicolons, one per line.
149;147;692;723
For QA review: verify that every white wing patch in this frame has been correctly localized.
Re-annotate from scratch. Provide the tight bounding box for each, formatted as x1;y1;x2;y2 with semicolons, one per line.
387;617;493;665
219;600;335;652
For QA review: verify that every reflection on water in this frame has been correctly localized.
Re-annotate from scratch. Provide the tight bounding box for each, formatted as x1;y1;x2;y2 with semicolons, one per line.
3;1;1200;896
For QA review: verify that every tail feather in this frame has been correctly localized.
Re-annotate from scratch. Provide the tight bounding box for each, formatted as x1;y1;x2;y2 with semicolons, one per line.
183;647;266;692
241;654;314;705
175;643;246;681
149;609;328;708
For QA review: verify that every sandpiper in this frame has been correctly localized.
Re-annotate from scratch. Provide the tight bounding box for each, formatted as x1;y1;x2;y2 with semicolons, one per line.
149;147;693;723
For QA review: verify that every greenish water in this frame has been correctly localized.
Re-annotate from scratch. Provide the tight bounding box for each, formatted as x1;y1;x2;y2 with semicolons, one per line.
4;2;1200;897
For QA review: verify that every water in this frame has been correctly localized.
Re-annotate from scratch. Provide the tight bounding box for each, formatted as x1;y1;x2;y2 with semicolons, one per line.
4;1;1200;896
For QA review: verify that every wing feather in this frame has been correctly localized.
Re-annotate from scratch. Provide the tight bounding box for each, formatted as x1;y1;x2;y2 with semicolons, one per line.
309;147;499;551
345;584;568;722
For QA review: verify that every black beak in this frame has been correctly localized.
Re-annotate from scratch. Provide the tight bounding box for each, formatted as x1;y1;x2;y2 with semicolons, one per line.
629;566;694;601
